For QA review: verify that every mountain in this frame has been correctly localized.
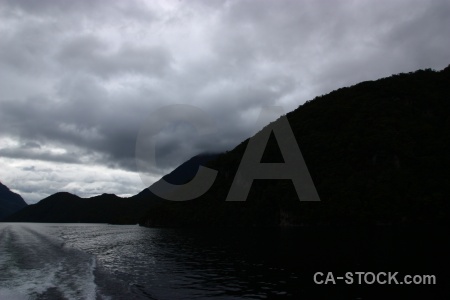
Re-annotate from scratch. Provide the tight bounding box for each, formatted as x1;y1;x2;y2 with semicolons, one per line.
3;192;149;224
140;66;450;227
5;66;450;226
158;153;219;185
3;154;218;224
0;182;27;220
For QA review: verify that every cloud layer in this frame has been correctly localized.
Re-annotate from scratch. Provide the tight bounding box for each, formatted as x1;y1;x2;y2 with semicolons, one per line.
1;0;449;203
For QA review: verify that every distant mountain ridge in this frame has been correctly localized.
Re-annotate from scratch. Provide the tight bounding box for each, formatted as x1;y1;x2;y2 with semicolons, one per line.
3;192;147;224
3;154;218;224
0;182;27;220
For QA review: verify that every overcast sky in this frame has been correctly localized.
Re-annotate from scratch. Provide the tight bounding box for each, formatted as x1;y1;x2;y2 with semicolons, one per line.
0;0;449;204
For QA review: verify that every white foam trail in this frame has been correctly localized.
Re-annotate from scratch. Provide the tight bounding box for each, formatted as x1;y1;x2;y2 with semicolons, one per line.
0;223;99;300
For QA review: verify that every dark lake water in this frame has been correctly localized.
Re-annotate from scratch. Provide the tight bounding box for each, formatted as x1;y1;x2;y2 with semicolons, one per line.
0;223;448;299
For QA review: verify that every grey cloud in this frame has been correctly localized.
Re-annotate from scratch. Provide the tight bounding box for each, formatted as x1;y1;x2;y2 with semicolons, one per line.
0;146;81;164
22;142;41;149
56;35;173;79
20;165;52;173
0;0;156;24
0;16;57;76
21;166;35;172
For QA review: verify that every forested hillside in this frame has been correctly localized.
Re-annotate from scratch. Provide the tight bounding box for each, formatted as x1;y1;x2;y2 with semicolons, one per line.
141;66;450;227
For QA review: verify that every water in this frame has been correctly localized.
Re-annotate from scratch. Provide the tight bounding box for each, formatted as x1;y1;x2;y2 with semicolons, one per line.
0;223;448;299
0;223;301;299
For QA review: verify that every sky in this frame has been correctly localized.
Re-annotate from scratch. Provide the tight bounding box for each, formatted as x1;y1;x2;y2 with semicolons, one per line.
0;0;449;204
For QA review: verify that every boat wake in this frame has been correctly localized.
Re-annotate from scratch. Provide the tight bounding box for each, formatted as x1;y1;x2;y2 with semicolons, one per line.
0;223;100;300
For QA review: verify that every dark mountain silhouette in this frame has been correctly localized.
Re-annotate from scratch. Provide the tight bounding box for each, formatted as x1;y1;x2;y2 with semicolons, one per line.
0;181;27;220
140;65;450;227
5;66;450;227
3;154;218;224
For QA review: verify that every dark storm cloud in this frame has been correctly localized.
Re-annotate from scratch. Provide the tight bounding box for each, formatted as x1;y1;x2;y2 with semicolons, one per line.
0;147;81;164
0;0;156;22
22;142;41;149
0;0;449;202
56;35;173;79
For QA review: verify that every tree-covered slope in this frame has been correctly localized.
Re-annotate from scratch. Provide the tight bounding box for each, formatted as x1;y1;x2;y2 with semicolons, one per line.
140;66;450;227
